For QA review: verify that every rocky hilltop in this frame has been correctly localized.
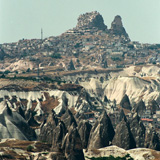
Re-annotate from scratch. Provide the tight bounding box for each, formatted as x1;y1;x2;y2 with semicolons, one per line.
76;11;107;30
1;11;159;73
0;11;160;160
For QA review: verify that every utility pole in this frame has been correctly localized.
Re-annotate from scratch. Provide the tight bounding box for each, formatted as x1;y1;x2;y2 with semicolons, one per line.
41;28;43;40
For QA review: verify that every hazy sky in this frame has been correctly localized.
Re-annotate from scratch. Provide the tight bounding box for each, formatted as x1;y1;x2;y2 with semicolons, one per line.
0;0;160;44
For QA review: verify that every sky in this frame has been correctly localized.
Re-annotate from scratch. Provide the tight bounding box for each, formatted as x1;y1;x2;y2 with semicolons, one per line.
0;0;160;44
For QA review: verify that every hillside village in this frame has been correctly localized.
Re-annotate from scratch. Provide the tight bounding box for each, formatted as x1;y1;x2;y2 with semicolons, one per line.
0;11;160;72
0;11;160;159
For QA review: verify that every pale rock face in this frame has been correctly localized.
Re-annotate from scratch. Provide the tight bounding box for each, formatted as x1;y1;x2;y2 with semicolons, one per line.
84;145;160;160
5;60;34;71
104;76;160;105
0;102;36;140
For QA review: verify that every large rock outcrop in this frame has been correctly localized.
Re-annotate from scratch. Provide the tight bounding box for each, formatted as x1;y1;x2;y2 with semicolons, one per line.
0;102;36;141
112;119;136;150
87;111;115;149
51;120;67;152
61;109;77;130
38;111;58;144
76;11;107;30
62;124;85;160
110;15;129;39
77;120;92;148
144;127;160;151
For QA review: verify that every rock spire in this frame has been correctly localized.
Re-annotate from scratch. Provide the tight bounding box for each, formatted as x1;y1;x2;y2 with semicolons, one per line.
110;15;129;38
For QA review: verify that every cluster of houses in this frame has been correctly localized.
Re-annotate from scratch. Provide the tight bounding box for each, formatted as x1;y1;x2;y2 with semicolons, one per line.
1;27;160;71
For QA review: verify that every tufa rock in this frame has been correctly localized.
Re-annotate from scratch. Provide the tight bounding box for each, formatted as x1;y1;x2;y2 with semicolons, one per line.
18;106;25;119
120;94;132;110
118;109;127;122
28;115;40;127
129;113;146;148
61;109;77;130
62;124;85;160
51;120;67;152
134;99;146;116
77;120;92;149
144;126;160;151
38;111;58;144
112;119;136;150
76;11;107;31
87;111;115;149
110;15;129;38
104;95;109;103
0;103;37;140
148;99;159;115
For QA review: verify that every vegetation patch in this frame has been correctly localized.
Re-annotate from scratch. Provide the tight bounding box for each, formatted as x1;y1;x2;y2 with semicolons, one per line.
26;145;34;152
50;53;62;59
86;154;134;160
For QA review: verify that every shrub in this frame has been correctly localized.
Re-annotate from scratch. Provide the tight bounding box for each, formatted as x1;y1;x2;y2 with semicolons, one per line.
4;70;11;74
26;145;34;152
50;53;62;59
86;154;134;160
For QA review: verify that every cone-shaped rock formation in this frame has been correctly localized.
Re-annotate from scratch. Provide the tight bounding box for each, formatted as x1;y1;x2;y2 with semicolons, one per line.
62;124;85;160
112;119;136;150
87;111;115;149
78;120;92;149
